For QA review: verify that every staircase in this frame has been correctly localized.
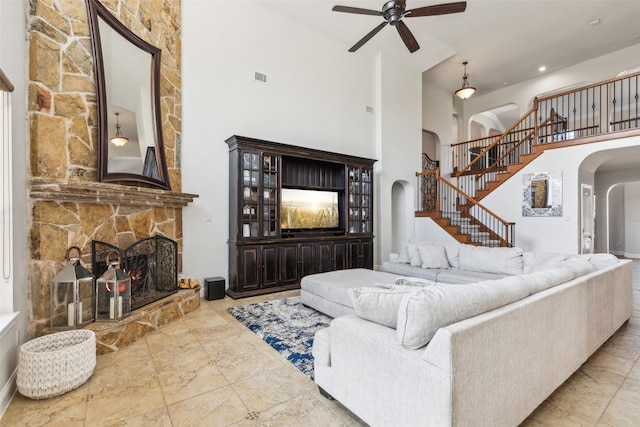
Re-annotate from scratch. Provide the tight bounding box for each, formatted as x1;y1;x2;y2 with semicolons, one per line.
418;70;640;246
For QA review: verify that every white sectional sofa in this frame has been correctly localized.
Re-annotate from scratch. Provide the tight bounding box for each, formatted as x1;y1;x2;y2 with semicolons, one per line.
306;242;633;427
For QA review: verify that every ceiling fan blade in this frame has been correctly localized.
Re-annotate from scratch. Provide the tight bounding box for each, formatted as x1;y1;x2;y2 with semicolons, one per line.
396;20;419;53
332;5;383;16
349;21;388;52
406;1;467;17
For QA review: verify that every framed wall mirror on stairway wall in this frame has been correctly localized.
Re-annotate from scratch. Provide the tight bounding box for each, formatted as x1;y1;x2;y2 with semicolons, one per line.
86;0;171;190
522;171;562;217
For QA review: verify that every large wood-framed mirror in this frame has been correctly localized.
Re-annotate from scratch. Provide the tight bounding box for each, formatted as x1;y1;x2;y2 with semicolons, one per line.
86;0;171;190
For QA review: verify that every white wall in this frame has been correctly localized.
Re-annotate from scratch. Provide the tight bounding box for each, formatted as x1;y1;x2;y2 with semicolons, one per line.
0;0;28;417
374;53;422;268
182;1;422;284
422;78;455;173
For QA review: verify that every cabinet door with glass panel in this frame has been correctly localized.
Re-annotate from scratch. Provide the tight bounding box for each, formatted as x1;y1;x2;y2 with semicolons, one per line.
347;166;373;234
240;151;280;239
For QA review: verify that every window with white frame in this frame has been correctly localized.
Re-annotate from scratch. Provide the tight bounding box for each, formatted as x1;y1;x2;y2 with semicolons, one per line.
1;67;14;313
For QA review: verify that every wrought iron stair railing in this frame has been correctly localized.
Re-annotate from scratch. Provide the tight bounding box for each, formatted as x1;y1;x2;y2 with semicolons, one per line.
416;169;514;247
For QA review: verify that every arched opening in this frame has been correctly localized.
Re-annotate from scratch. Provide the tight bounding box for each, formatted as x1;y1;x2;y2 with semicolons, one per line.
391;180;413;253
582;145;640;256
421;130;438;161
606;181;640;258
469;103;520;139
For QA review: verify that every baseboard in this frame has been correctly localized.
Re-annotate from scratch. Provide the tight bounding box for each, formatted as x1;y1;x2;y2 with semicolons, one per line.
0;312;19;421
610;250;625;256
0;370;16;420
623;252;640;259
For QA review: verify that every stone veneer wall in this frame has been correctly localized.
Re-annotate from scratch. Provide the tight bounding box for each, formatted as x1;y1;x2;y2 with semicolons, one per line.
27;0;190;340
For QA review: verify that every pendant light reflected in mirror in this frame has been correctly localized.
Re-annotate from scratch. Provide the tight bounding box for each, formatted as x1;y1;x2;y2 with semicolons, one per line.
110;112;128;147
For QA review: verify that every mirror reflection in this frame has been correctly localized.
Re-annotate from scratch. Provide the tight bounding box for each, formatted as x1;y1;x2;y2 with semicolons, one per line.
87;0;170;189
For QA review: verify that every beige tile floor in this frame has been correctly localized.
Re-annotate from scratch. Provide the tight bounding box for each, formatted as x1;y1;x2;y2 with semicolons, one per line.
2;261;639;427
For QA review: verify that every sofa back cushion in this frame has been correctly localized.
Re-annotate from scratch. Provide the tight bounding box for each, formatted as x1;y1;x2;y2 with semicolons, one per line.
569;253;619;270
523;252;568;273
348;284;433;329
396;279;529;349
458;245;524;275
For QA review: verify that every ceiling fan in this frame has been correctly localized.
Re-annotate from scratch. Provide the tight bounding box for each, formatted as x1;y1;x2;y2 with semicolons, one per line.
332;1;467;53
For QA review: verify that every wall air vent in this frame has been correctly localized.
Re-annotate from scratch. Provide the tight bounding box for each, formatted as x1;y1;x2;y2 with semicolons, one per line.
254;71;267;83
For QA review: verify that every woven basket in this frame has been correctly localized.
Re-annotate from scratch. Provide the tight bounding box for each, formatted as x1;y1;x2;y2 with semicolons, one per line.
17;330;96;399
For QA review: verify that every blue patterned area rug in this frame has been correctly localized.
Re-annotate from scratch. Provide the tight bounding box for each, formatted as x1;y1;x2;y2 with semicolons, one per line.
227;297;332;379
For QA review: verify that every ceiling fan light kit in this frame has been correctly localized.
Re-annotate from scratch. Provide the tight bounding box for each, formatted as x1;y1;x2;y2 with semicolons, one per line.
332;1;467;53
455;61;476;100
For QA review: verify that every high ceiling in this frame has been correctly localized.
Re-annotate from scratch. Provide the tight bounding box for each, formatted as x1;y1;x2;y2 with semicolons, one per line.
260;0;640;97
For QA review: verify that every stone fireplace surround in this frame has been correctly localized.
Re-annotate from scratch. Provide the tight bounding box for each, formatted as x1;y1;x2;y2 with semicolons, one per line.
27;0;195;353
29;179;198;354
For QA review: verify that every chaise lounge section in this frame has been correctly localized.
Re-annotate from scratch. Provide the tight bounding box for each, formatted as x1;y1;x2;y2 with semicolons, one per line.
306;242;633;426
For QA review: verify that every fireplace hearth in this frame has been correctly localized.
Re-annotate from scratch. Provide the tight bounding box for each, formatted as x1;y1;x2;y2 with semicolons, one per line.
92;236;178;314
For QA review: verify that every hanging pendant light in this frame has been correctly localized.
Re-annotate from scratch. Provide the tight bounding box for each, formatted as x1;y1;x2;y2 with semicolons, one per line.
455;61;476;100
110;112;128;147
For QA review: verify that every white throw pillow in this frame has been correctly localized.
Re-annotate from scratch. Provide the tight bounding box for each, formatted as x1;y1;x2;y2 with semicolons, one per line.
418;245;450;269
396;279;529;349
348;284;419;329
441;242;460;269
406;243;422;267
397;242;410;264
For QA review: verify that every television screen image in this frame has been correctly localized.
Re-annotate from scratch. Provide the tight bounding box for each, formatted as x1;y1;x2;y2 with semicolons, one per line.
281;188;340;230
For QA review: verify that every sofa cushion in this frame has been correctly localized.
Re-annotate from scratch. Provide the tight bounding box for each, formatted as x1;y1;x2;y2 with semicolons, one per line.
560;258;596;277
349;284;428;329
523;252;568;273
382;262;441;281
436;269;506;284
418;245;450;269
569;253;619;270
396;278;529;349
519;266;576;294
458;245;524;275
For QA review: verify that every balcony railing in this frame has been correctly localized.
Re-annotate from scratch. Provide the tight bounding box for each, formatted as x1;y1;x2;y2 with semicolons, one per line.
451;70;640;184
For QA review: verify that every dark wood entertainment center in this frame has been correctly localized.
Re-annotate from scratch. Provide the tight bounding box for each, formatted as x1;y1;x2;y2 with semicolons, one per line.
226;135;376;298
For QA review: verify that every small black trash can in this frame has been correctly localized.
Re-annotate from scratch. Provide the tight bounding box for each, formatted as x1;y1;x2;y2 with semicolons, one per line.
204;277;225;301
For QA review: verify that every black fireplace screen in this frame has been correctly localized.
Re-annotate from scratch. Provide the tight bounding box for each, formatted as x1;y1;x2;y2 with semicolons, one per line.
92;236;178;312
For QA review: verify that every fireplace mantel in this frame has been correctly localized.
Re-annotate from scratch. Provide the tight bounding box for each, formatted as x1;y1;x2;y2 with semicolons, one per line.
29;178;198;208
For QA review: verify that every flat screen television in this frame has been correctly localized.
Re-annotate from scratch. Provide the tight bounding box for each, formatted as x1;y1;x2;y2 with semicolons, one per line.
281;188;341;232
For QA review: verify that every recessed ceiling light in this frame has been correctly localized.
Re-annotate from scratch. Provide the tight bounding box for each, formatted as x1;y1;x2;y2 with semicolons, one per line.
589;18;601;26
538;66;546;72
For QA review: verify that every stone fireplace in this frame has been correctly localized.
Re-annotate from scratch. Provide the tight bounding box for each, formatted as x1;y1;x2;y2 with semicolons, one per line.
27;0;198;353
